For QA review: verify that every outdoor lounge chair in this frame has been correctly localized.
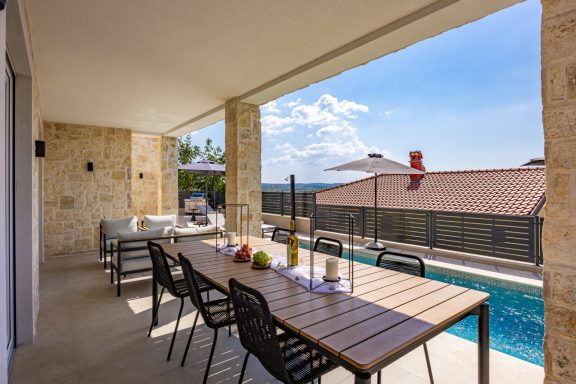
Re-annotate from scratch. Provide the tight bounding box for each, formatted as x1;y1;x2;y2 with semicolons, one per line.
271;227;290;244
376;251;434;384
147;242;213;361
206;212;226;231
100;216;138;269
110;227;172;296
178;254;235;383
313;237;343;258
229;278;337;384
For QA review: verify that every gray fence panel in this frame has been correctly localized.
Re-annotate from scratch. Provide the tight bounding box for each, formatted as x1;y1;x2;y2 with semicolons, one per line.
261;192;544;265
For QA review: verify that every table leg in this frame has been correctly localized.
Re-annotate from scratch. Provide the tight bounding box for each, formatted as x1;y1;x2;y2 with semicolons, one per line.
355;372;371;384
478;303;490;384
152;272;158;326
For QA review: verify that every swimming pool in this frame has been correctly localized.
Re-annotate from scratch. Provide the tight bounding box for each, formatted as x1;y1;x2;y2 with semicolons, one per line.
300;241;544;366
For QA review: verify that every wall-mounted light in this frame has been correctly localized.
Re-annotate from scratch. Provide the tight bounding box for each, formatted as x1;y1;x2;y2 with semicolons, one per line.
35;141;45;158
87;162;94;172
139;173;143;179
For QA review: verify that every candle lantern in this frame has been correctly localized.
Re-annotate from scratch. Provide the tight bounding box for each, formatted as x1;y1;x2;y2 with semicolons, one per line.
215;203;250;250
309;212;355;292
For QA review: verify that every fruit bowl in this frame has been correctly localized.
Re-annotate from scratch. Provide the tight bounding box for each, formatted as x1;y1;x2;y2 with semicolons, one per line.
233;244;252;262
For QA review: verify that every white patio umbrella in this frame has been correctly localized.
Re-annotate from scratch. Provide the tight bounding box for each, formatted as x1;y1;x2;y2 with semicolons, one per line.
325;153;425;250
179;160;225;222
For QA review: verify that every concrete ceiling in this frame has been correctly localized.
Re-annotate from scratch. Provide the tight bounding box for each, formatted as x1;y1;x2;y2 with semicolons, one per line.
25;0;522;137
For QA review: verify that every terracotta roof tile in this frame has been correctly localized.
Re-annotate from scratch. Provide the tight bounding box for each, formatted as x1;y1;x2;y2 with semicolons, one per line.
316;168;546;216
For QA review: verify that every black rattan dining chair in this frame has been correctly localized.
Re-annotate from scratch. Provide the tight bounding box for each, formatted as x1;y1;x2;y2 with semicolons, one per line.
178;254;235;384
229;278;337;384
313;237;343;258
271;227;290;244
147;242;212;361
376;251;434;384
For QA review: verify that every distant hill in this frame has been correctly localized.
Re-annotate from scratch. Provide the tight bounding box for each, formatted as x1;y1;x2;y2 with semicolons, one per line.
262;183;342;192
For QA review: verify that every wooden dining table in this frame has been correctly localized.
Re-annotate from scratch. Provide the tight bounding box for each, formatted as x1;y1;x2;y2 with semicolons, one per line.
160;236;490;384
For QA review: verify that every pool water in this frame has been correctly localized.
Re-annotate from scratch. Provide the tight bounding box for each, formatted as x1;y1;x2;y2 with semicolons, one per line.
300;241;544;366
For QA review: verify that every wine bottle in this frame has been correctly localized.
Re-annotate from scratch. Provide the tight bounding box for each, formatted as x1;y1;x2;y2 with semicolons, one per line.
288;219;299;266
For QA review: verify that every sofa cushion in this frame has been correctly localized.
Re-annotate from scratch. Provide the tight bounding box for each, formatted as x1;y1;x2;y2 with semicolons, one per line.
144;215;176;230
174;225;219;242
112;253;152;272
115;228;171;260
101;216;138;236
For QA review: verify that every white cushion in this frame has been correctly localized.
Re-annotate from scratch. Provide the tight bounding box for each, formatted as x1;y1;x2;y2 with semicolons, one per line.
115;228;171;260
144;215;176;230
101;238;115;251
112;253;151;272
174;225;219;242
101;216;138;236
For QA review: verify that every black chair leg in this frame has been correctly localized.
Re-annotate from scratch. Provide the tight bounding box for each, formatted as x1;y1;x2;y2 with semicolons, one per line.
167;298;185;361
423;343;434;384
202;329;218;384
180;311;200;367
110;266;114;284
238;352;250;384
148;287;165;337
227;300;232;337
116;269;121;296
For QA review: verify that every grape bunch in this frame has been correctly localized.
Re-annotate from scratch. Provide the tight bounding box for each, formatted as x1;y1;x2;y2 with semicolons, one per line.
235;244;253;261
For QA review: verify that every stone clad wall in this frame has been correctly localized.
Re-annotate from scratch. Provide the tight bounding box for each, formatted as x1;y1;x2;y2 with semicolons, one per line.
541;1;576;383
43;122;132;256
161;136;178;215
225;98;262;237
43;123;178;257
131;134;161;219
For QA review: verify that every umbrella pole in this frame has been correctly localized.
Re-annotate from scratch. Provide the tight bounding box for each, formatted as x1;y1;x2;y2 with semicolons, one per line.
374;173;378;243
205;178;208;226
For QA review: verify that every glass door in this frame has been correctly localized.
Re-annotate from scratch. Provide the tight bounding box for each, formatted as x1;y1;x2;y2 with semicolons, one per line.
5;53;15;367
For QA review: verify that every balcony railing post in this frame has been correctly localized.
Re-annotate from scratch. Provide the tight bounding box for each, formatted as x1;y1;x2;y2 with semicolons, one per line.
280;191;284;216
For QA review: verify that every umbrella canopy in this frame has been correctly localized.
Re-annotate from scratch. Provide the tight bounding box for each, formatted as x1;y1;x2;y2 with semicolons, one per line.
325;153;425;250
179;159;225;176
325;153;424;175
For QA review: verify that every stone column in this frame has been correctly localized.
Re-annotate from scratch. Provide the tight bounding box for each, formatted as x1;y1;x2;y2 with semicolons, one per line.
225;98;262;237
541;2;576;383
161;136;178;215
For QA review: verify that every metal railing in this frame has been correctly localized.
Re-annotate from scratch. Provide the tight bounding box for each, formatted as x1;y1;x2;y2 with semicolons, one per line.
261;192;544;265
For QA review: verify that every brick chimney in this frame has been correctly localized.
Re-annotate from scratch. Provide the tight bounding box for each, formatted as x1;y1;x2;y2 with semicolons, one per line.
409;150;426;182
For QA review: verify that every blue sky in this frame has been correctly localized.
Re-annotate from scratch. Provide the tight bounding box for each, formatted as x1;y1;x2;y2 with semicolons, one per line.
185;0;543;183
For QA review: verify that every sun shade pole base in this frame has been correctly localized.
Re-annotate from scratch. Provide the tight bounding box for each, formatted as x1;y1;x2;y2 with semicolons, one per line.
365;241;386;250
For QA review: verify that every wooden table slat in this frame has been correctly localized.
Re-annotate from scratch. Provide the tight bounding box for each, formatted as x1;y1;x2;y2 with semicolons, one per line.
340;290;489;369
300;280;453;344
315;284;466;355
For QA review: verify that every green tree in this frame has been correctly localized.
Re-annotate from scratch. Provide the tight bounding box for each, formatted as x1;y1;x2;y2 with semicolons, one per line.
178;136;225;193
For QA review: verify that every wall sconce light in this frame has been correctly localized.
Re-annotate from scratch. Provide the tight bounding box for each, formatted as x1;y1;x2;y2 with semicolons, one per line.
87;162;94;172
35;141;45;158
139;173;143;179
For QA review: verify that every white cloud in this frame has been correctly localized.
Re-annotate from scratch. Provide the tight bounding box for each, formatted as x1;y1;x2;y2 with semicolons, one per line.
261;94;390;181
261;100;281;114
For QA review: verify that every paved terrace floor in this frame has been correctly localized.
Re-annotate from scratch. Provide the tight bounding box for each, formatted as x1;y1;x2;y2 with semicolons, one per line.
10;252;544;384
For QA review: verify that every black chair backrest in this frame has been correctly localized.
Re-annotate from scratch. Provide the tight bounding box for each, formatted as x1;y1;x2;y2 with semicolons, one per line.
228;278;290;383
375;251;425;277
314;237;343;258
147;241;179;296
271;227;290;244
178;253;217;328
